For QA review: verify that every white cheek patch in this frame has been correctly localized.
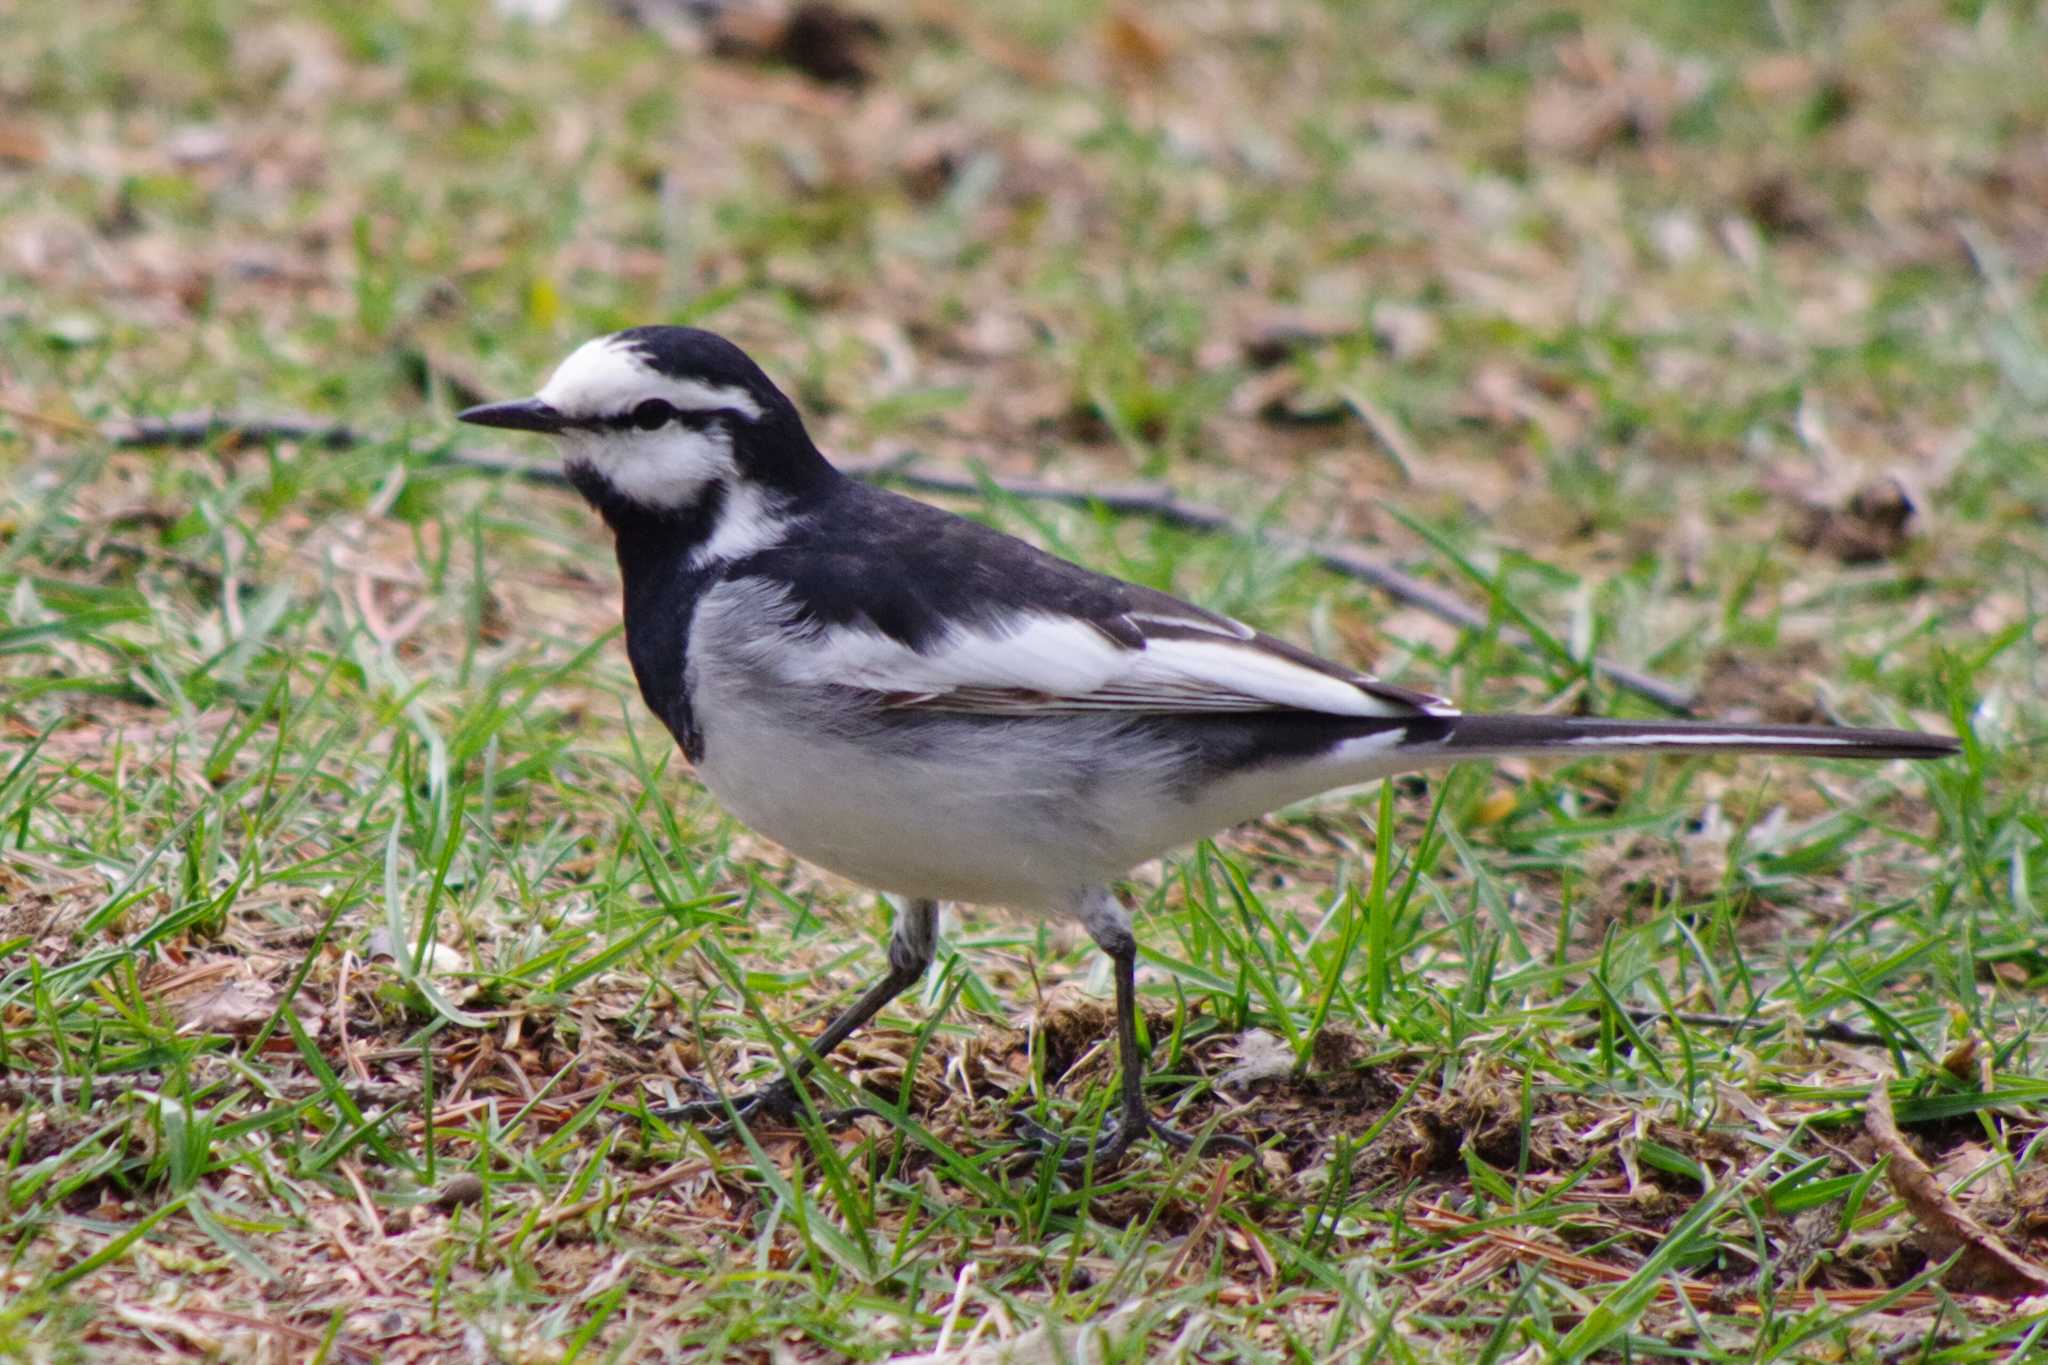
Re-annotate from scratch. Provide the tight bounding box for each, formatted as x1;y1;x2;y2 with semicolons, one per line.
564;425;739;507
538;334;764;421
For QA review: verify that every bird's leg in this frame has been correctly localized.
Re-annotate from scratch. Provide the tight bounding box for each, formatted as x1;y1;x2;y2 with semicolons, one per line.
661;897;938;1137
1014;888;1252;1168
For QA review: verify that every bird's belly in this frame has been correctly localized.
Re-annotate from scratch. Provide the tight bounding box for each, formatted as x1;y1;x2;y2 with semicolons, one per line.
688;696;1194;909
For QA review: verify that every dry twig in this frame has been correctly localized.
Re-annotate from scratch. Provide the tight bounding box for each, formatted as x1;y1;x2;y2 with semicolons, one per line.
1407;1204;1944;1313
1619;1006;1890;1048
506;1159;713;1241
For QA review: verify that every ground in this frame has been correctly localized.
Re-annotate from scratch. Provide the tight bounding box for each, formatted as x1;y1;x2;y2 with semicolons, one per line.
3;0;2048;1359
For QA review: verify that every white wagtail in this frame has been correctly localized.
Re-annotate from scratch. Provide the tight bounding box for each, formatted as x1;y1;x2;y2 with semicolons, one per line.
460;326;1961;1164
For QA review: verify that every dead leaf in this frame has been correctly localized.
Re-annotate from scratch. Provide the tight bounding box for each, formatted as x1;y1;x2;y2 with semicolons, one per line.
1866;1079;2048;1297
1934;1142;2014;1211
1029;992;1117;1083
176;981;278;1036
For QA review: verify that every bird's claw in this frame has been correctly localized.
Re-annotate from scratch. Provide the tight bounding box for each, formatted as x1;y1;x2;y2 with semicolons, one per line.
1010;1109;1254;1170
656;1079;879;1139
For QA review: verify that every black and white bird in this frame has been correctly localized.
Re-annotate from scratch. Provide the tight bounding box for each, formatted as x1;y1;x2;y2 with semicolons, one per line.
460;326;1960;1164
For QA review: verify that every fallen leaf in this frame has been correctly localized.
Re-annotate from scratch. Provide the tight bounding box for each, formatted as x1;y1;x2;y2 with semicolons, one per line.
1866;1079;2048;1297
1934;1142;2013;1211
176;981;278;1036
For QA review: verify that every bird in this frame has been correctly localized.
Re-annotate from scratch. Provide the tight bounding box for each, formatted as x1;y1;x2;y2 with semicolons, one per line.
459;325;1961;1166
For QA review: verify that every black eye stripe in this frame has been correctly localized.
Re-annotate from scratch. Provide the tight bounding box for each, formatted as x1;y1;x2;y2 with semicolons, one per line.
576;407;733;433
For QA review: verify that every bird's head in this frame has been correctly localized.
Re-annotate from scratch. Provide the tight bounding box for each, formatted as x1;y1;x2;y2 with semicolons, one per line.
458;326;831;515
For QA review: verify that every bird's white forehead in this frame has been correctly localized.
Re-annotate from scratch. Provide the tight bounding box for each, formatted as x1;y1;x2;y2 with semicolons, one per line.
536;334;763;420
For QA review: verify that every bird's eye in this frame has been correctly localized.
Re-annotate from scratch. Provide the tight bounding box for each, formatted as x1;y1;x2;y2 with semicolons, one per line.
630;399;678;430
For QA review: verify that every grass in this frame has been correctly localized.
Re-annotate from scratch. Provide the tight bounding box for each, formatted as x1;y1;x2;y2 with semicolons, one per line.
3;0;2048;1358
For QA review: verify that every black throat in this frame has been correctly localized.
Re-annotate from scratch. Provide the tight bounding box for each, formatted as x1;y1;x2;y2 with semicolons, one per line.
567;468;732;765
566;412;840;766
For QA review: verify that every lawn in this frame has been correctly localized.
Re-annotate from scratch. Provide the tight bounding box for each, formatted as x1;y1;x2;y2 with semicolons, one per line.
3;0;2047;1359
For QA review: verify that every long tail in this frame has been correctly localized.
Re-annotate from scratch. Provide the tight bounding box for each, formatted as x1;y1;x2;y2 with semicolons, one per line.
1433;714;1959;762
1189;712;1958;844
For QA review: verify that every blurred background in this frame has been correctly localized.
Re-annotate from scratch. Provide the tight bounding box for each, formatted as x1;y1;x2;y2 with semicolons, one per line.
9;1;2042;580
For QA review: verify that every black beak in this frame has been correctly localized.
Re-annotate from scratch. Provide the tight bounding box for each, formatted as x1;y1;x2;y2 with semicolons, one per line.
457;398;567;433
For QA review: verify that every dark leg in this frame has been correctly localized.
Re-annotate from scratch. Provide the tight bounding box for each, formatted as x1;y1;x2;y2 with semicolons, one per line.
1015;888;1253;1168
661;897;938;1136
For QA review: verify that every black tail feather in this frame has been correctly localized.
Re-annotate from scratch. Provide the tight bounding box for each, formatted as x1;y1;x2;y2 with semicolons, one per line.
1438;714;1959;763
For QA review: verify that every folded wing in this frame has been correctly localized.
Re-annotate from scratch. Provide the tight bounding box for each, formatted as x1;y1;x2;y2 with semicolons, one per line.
774;589;1452;720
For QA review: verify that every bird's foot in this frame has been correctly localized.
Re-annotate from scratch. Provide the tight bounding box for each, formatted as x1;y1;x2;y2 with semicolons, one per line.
1011;1108;1254;1170
655;1079;880;1140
